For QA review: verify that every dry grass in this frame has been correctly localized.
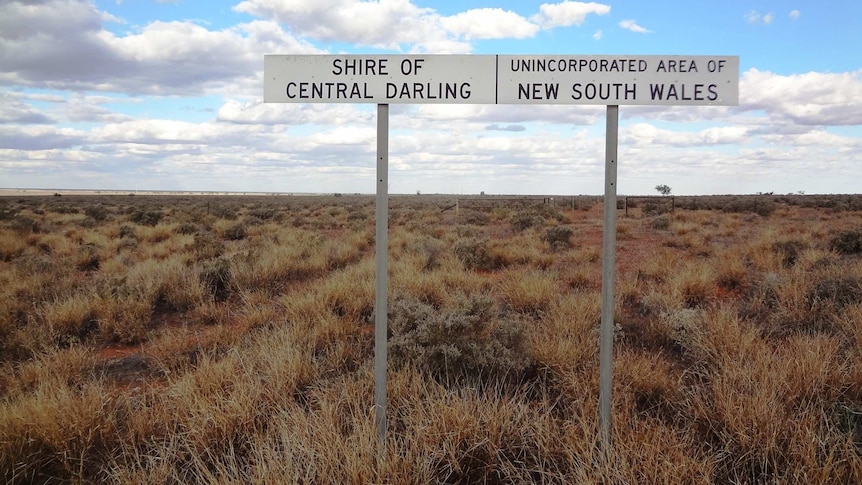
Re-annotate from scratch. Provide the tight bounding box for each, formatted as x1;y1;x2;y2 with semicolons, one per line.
1;194;862;483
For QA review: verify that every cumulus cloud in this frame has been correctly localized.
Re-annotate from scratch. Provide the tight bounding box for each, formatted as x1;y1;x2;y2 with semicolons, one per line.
235;0;610;52
789;10;800;20
744;10;773;25
0;92;55;125
441;8;538;40
531;1;611;28
217;99;372;126
741;68;862;125
0;125;85;150
0;0;317;94
233;0;458;51
619;19;651;33
485;124;527;132
624;123;748;147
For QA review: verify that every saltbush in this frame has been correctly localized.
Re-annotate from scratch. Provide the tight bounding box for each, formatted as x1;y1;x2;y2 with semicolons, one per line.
771;239;808;267
130;210;162;226
829;230;862;255
541;226;574;251
453;236;501;271
84;205;109;221
807;276;862;309
649;215;671;230
222;222;248;241
510;211;545;232
199;257;232;302
388;295;532;383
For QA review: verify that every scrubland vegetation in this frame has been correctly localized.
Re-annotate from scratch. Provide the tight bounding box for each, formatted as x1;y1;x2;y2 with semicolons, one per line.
1;193;862;483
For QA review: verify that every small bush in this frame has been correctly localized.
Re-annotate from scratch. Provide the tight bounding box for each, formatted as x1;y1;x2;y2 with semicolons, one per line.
84;205;109;221
10;215;39;234
222;222;247;241
541;226;574;251
190;232;224;260
807;277;862;309
453;236;501;271
772;239;808;267
643;202;671;216
118;224;136;239
388;295;532;383
649;215;671;230
829;230;862;255
200;257;232;301
248;207;276;220
346;210;368;223
722;198;776;217
176;222;199;235
130;210;162;226
462;210;490;226
75;244;100;272
510;211;545;232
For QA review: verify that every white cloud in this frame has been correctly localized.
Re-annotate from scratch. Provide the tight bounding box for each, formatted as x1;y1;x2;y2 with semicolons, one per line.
217;99;371;126
0;0;317;94
441;8;538;40
593;29;603;40
0;91;55;125
741;68;862;125
531;1;610;28
233;0;456;51
789;10;800;20
619;19;651;34
744;10;773;25
624;123;748;147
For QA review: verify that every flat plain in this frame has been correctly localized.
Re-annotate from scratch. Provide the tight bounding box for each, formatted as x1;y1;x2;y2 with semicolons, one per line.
1;193;861;483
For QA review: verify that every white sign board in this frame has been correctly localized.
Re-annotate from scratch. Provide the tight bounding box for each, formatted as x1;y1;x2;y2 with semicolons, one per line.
497;55;738;105
265;54;739;106
264;55;497;104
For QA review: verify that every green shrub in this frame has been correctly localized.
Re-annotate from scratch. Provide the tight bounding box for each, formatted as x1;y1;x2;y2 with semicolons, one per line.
829;230;862;255
200;257;232;301
453;236;501;271
462;210;490;226
541;226;574;251
130;210;162;226
84;205;109;221
649;215;671;230
10;215;39;234
388;295;532;383
189;232;225;260
771;239;808;267
722;198;776;217
118;224;136;239
248;207;276;220
807;277;862;309
222;222;247;241
176;222;199;235
642;202;671;216
510;211;545;232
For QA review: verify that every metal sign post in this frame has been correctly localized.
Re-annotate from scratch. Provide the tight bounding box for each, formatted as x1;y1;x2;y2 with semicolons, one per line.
374;104;389;445
599;105;619;449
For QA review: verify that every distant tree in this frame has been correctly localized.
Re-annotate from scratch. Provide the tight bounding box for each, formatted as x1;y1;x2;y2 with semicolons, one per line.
655;184;672;196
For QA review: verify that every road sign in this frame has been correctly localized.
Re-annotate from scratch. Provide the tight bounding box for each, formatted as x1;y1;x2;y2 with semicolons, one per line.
265;54;739;106
263;51;739;452
264;55;497;104
497;55;738;105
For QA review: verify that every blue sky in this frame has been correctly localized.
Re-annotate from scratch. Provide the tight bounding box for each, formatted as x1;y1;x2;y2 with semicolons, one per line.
1;0;861;195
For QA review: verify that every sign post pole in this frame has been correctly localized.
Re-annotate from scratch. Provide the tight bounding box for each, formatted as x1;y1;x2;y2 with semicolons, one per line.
374;103;389;446
599;105;619;450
